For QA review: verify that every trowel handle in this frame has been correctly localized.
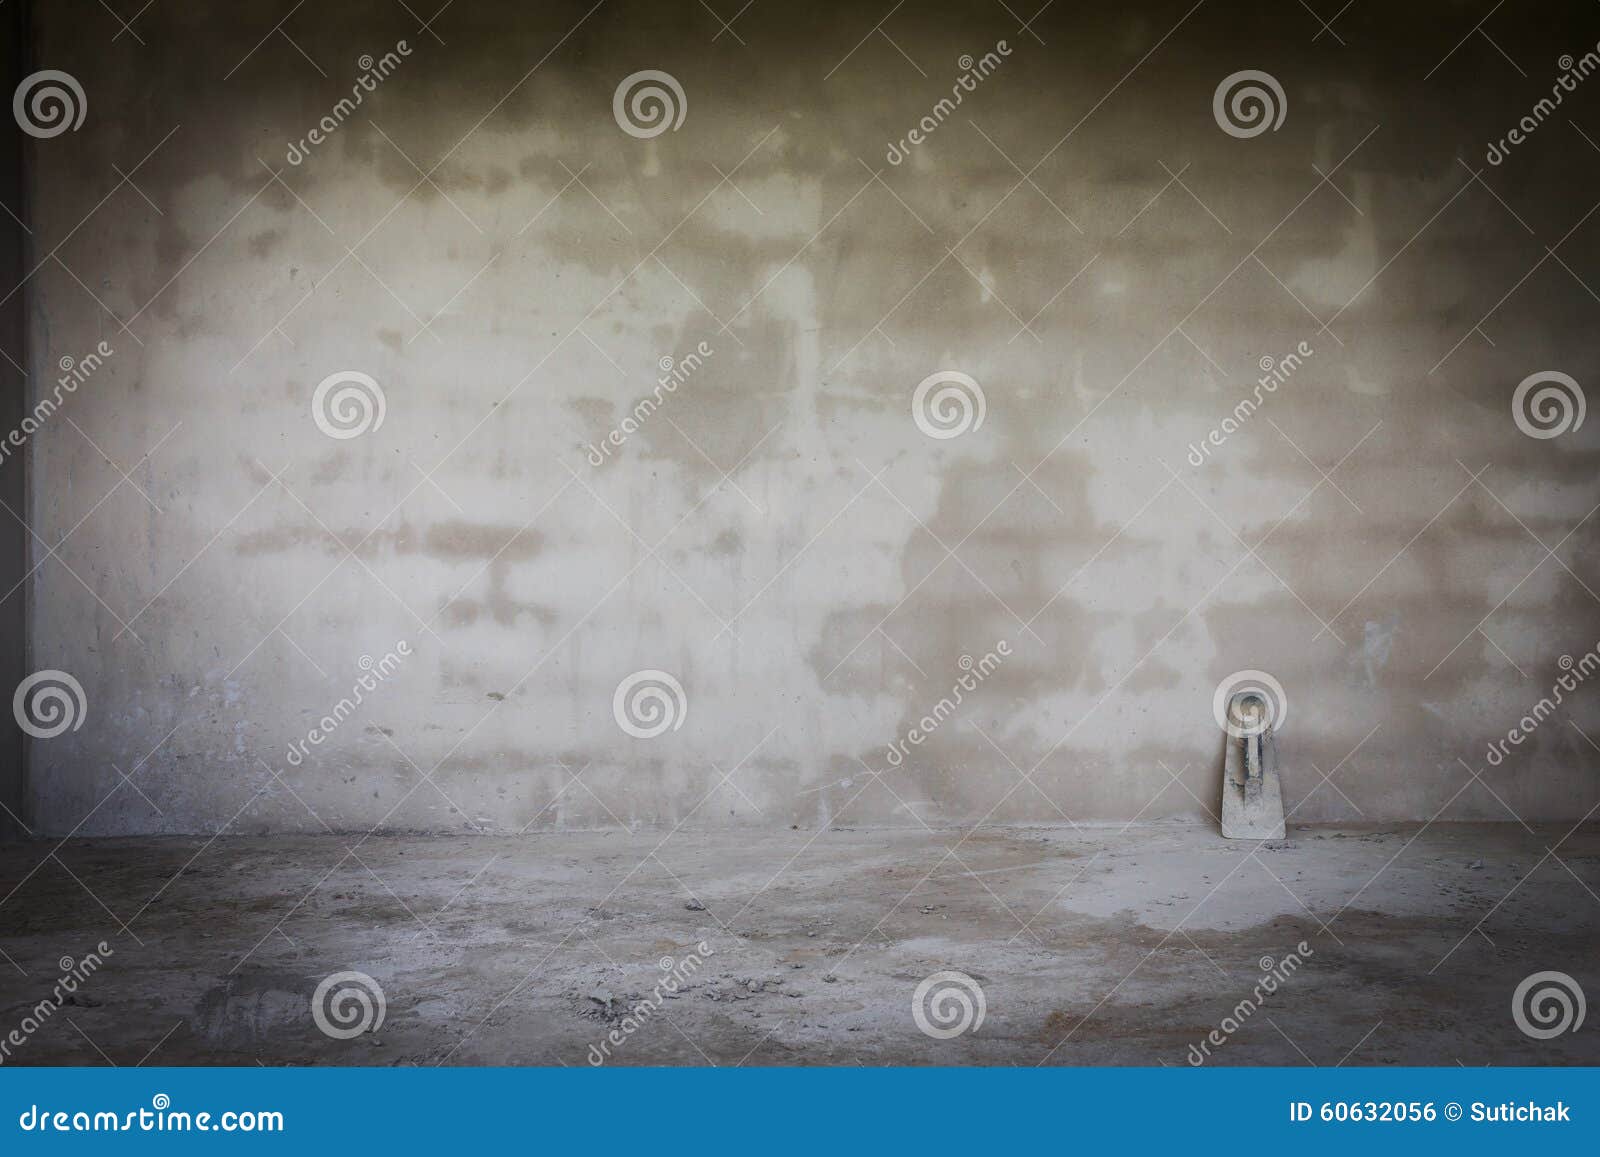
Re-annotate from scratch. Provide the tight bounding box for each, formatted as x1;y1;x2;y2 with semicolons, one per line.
1239;695;1264;797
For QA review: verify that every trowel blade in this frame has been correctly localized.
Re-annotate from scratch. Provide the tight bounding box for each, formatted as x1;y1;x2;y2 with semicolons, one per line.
1221;723;1286;840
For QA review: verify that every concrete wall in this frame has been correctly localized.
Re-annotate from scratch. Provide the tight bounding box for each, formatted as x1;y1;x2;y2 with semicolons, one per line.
19;0;1600;834
0;1;27;840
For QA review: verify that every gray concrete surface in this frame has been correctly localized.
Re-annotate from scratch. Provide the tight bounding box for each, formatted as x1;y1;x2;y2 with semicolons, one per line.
0;0;27;841
13;0;1600;837
0;824;1595;1065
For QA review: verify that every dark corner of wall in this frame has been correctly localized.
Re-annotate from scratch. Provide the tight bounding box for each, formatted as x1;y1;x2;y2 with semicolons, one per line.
0;0;27;842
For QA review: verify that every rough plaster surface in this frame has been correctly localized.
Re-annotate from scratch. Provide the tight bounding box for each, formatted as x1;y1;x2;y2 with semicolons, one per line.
19;0;1600;834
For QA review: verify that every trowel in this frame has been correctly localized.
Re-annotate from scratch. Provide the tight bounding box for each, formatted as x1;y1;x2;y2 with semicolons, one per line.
1219;692;1285;840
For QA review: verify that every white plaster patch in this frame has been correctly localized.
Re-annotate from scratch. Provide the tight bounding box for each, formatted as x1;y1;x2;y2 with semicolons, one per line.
1361;619;1395;686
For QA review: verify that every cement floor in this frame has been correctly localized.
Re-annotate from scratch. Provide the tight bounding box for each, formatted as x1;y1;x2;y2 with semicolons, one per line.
0;824;1596;1066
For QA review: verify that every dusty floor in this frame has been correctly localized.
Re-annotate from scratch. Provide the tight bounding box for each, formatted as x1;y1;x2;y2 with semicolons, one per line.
0;824;1596;1066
